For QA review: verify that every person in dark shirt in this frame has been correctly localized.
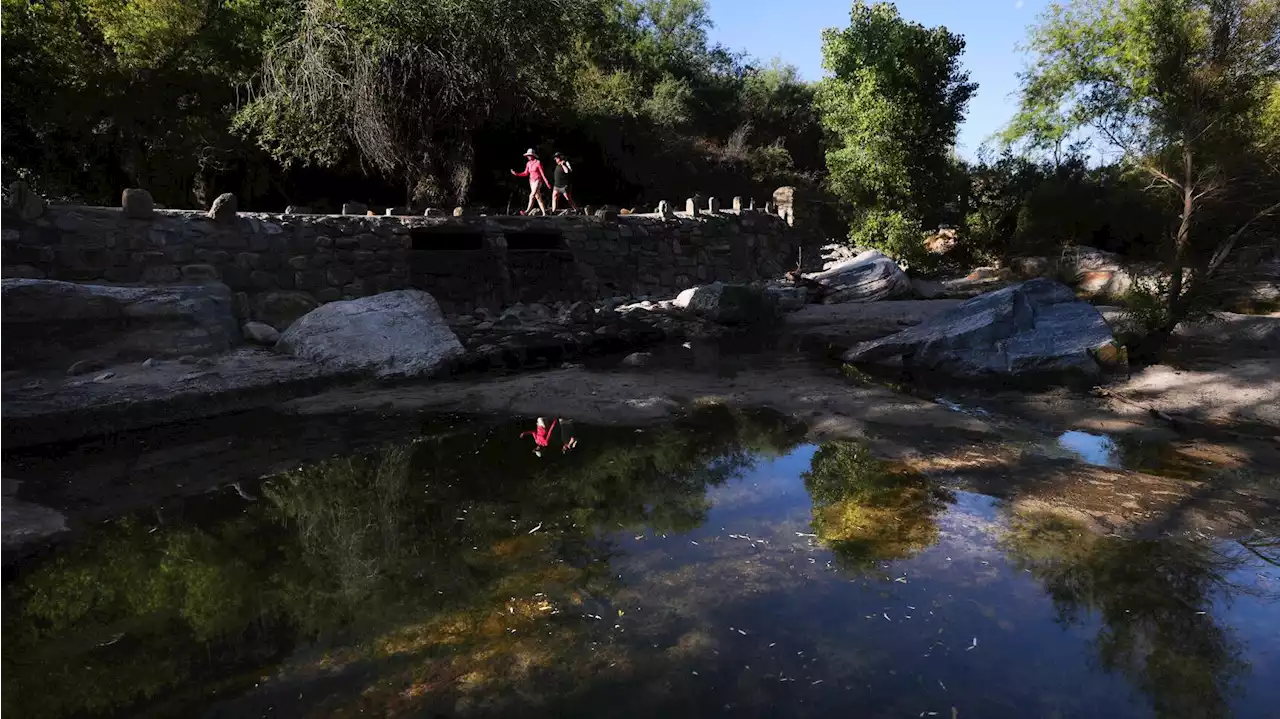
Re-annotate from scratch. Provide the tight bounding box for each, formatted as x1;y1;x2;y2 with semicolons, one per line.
551;152;579;214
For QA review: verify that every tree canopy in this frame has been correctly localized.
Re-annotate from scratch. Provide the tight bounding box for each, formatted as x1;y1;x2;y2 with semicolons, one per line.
1004;0;1280;349
817;1;976;264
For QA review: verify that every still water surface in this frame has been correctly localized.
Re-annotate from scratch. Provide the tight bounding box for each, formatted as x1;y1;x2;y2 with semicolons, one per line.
4;407;1277;718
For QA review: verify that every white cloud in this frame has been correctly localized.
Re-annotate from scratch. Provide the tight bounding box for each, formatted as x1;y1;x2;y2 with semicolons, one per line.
1015;0;1025;7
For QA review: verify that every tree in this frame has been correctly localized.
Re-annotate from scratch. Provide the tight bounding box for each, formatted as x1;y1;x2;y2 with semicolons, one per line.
816;2;976;264
236;0;591;206
1005;0;1280;356
802;441;950;569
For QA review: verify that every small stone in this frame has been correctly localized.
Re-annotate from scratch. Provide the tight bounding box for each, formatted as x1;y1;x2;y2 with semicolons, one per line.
621;351;651;367
181;264;220;281
92;371;115;382
242;321;280;345
142;358;156;368
475;321;494;331
285;205;312;214
453;206;466;217
423;208;443;217
66;359;97;376
342;202;368;215
178;355;198;364
208;193;237;222
122;188;155;219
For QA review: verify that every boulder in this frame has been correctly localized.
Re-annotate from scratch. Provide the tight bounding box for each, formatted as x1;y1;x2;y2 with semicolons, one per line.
208;193;237;222
252;290;318;332
1010;256;1053;278
1066;245;1158;298
242;321;280;345
121;188;155;219
276;290;465;378
2;279;239;370
805;249;912;303
923;228;958;255
673;282;780;324
842;278;1115;379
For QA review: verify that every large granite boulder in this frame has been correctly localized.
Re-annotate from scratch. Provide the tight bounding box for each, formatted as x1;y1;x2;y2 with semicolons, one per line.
842;279;1116;379
2;279;239;370
673;282;780;324
805;250;911;303
276;290;465;378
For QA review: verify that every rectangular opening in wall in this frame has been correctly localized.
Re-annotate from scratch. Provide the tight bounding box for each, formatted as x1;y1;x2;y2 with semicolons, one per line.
504;230;565;251
409;228;484;251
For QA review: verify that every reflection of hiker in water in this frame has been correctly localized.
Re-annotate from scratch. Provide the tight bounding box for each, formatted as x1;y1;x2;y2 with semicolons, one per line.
560;418;578;453
521;417;557;457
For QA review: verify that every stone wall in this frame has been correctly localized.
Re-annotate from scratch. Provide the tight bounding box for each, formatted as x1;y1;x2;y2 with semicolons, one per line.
2;203;821;323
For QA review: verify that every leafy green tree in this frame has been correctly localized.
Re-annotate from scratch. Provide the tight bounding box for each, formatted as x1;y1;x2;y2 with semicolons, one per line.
802;440;950;569
1001;511;1255;719
1005;0;1280;356
817;1;976;264
237;0;592;206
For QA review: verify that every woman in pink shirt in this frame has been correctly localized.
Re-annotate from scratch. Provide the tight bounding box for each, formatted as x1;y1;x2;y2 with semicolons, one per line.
511;148;549;216
521;417;557;457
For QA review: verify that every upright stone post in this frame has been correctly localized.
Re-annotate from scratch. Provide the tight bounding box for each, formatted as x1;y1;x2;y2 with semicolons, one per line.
773;186;796;226
732;196;743;211
657;200;675;219
685;198;700;217
121;188;155;219
208;193;237;223
707;196;721;213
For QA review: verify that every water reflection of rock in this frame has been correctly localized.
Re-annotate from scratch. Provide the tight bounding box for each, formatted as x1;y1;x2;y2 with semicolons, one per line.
2;406;805;719
802;440;952;569
1001;510;1266;719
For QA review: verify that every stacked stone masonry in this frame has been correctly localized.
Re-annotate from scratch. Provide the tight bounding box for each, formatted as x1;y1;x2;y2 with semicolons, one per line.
2;205;821;320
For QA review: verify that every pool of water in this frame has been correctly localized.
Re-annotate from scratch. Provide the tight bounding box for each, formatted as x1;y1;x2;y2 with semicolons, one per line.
3;407;1277;718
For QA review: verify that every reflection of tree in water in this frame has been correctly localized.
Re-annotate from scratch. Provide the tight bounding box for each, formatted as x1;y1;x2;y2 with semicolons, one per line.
802;441;951;569
3;406;804;718
1001;511;1257;719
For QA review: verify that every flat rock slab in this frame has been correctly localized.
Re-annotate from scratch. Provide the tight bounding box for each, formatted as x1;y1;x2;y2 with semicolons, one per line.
783;300;964;344
2;278;239;370
1107;357;1280;430
2;349;355;448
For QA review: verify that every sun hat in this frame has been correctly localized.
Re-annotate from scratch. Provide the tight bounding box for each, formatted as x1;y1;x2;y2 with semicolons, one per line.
523;148;537;157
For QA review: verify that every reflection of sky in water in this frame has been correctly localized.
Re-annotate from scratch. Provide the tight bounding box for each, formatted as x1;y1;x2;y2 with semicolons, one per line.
592;446;1279;719
1056;430;1121;467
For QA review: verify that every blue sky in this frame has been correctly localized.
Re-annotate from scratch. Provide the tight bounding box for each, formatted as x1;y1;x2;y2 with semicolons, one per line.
706;0;1052;159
